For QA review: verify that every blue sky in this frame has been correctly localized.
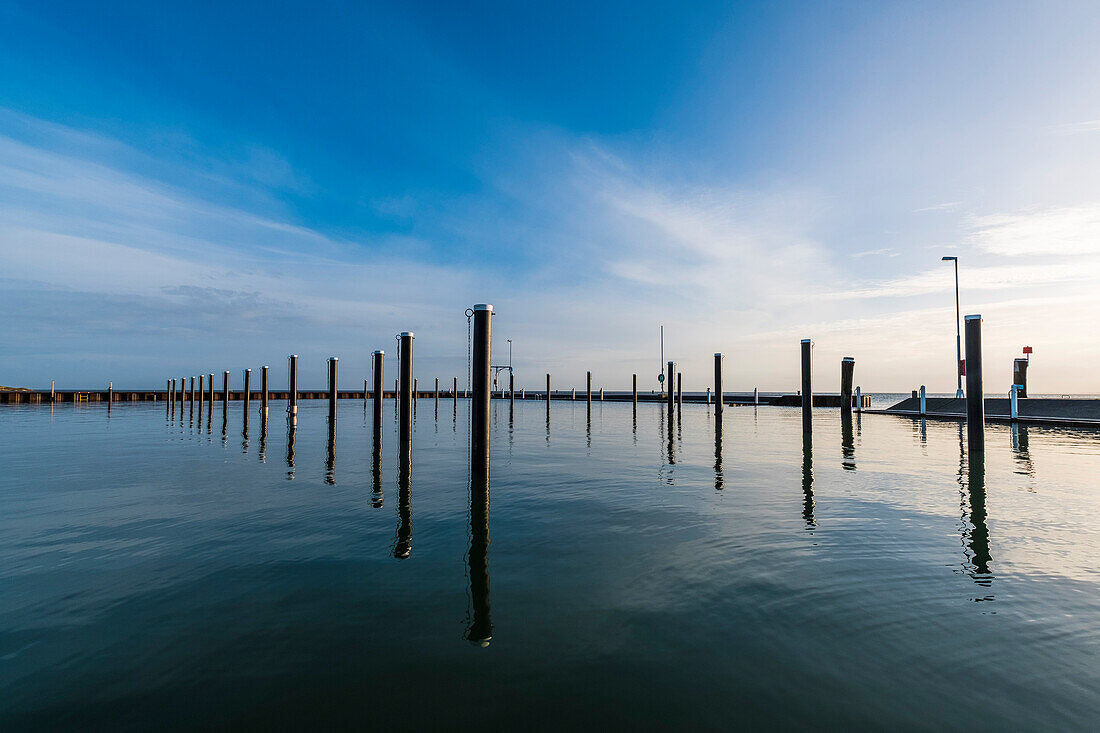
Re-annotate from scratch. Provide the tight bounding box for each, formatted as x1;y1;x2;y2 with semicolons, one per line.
3;0;1100;392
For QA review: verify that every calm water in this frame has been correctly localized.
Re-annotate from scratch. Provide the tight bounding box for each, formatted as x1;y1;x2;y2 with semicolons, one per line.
2;399;1099;730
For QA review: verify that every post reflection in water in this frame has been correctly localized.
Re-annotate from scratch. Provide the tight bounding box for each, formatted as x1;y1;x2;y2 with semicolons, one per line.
393;446;412;559
545;401;550;446
802;434;815;528
258;412;267;462
1012;424;1035;476
959;437;993;593
714;413;724;490
371;440;384;508
324;419;336;485
841;411;856;471
666;407;676;465
466;464;492;646
241;410;250;455
285;418;296;479
586;404;592;450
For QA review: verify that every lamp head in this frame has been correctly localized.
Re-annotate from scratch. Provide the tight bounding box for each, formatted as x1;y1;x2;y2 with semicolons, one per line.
941;256;957;261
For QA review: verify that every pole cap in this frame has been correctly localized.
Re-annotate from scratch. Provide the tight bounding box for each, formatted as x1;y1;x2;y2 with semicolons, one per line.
330;356;338;361
842;356;855;362
474;303;493;312
801;339;812;344
373;349;384;355
964;314;982;321
400;331;414;338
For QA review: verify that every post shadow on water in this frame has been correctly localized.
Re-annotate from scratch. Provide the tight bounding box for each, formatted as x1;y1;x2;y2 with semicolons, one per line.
802;434;815;528
957;423;993;595
393;445;412;559
466;463;492;646
841;410;856;471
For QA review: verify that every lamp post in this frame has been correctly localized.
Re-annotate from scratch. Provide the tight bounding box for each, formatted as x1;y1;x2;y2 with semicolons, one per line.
942;256;964;398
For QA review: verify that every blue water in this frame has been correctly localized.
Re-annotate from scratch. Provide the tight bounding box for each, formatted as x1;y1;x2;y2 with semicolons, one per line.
2;399;1099;730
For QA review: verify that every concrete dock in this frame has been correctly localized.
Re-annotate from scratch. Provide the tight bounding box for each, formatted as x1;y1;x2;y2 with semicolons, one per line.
872;396;1100;428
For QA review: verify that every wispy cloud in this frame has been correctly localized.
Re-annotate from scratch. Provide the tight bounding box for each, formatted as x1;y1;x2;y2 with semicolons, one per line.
1048;119;1100;135
913;201;962;213
850;248;898;258
965;204;1100;257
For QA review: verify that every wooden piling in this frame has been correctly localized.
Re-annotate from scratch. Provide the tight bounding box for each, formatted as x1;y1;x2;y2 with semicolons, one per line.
586;371;592;406
801;339;813;434
714;353;723;416
222;371;230;414
243;369;251;417
328;357;338;423
261;366;269;416
399;333;414;446
632;373;638;409
965;314;984;455
373;350;384;446
288;355;298;422
840;357;854;414
471;305;493;471
667;361;675;416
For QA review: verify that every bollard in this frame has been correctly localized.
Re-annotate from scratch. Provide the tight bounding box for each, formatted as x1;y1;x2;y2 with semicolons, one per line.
288;356;298;424
372;350;384;445
364;379;368;406
919;385;926;415
328;357;338;423
855;385;862;412
470;304;493;471
399;333;414;446
243;369;251;417
801;339;813;434
667;361;675;416
840;357;854;414
586;371;592;406
522;388;525;399
222;371;229;412
714;353;726;414
965;314;984;455
632;373;638;409
414;377;418;402
261;366;269;416
571;387;575;401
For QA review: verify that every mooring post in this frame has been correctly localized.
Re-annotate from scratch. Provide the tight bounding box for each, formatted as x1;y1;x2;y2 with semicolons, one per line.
222;371;230;414
586;371;592;406
965;314;984;455
170;378;175;412
509;372;515;409
801;339;813;434
754;387;759;405
919;385;927;415
108;381;113;411
471;304;493;471
571;387;575;401
261;366;269;416
840;357;854;414
855;386;862;412
435;378;440;409
189;377;196;418
198;374;204;421
399;332;414;446
50;380;55;403
243;369;251;417
714;353;723;416
207;373;214;417
372;350;384;445
546;373;551;402
288;355;298;424
599;387;604;402
328;357;338;424
667;361;675;416
1010;384;1019;421
676;372;682;407
632;373;638;408
453;376;458;402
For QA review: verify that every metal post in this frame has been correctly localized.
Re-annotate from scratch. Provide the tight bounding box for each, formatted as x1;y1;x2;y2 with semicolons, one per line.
840;357;854;414
754;387;758;405
667;361;675;416
328;357;338;423
373;350;384;444
965;314;984;455
509;372;514;409
399;333;414;445
453;376;458;402
261;366;269;416
243;369;251;417
222;371;229;412
676;372;682;407
599;387;603;402
189;376;195;418
919;385;926;415
546;373;551;402
288;355;298;424
855;386;862;412
586;371;592;406
208;373;214;418
801;339;813;434
632;373;638;408
198;374;204;421
471;304;493;471
571;388;575;401
170;378;175;412
108;380;113;411
714;352;723;416
1010;384;1019;421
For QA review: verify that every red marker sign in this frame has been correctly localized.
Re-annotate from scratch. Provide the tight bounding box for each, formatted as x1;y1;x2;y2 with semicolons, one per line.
1023;346;1033;354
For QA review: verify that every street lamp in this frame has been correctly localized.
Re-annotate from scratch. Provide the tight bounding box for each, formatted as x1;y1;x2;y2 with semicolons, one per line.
507;339;512;370
942;256;964;398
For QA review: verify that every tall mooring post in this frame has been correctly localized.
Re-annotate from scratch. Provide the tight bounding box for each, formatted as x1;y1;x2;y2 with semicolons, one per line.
222;371;230;413
328;357;338;424
1013;358;1028;398
714;353;724;416
198;374;204;421
586;371;592;407
399;333;414;446
855;386;862;412
243;369;251;417
189;377;195;418
471;304;493;472
169;379;174;412
509;372;514;409
288;355;298;424
632;373;638;408
261;366;269;416
372;350;384;444
676;372;682;407
108;381;113;412
801;339;813;434
453;376;458;402
546;373;551;402
208;373;214;416
919;385;927;415
840;357;854;414
965;314;984;455
435;378;440;408
666;361;675;416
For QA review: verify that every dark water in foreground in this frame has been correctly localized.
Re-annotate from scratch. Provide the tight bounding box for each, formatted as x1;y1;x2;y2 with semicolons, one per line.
2;399;1099;730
